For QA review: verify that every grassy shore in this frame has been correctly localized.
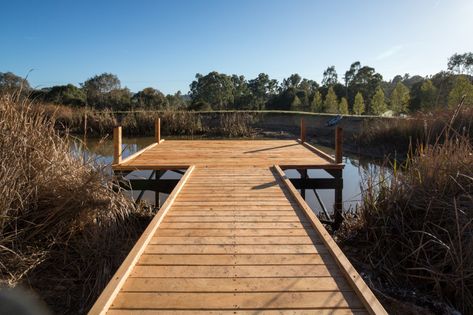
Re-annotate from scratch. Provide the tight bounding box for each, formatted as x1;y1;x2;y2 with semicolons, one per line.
39;104;258;138
0;95;153;314
340;112;473;313
356;105;473;157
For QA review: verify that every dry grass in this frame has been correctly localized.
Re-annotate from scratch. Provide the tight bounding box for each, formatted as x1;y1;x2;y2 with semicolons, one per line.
340;107;473;313
216;112;257;137
0;94;152;314
33;104;258;138
356;107;473;156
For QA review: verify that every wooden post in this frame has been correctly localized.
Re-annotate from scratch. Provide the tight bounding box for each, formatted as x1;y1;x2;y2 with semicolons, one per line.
155;118;161;143
300;118;306;143
335;127;343;164
113;126;122;164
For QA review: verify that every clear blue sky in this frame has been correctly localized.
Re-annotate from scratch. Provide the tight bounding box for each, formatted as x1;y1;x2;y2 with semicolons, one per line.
1;0;472;94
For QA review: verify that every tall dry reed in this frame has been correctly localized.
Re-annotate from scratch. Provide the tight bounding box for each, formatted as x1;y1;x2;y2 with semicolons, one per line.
0;94;151;314
342;107;473;313
356;107;473;156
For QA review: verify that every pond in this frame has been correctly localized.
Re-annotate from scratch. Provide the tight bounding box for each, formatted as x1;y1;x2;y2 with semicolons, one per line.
72;136;382;217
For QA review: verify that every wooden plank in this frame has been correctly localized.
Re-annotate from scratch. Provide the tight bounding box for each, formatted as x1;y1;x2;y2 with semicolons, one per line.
149;236;320;245
170;206;297;211
159;222;312;229
88;166;195;315
121;276;352;292
167;210;298;216
131;264;340;278
144;244;329;254
110;291;363;309
108;310;368;315
163;216;306;222
118;142;158;166
274;165;387;315
155;228;315;237
137;254;332;265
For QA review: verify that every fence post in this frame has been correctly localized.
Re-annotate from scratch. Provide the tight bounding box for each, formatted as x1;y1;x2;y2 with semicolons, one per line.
155;118;161;143
300;118;306;143
113;126;122;164
335;127;343;164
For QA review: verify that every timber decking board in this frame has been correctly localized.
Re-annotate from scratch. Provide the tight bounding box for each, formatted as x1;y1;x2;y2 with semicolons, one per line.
90;140;385;314
113;140;340;170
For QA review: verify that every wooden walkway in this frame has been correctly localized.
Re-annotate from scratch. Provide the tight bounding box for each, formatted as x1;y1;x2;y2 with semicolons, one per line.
90;133;386;314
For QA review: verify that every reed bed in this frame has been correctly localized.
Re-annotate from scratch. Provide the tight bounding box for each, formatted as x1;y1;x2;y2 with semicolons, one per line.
341;108;473;313
35;104;257;138
356;107;473;156
0;95;152;314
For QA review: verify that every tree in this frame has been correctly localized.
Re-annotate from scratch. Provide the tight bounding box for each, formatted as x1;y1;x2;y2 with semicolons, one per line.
248;73;278;110
448;75;473;107
81;73;121;107
132;87;167;109
448;52;473;74
290;95;302;111
166;91;188;109
324;86;338;113
189;72;234;110
322;66;338;86
310;90;323;112
0;72;30;94
282;74;302;89
390;82;410;114
419;79;438;111
370;87;387;115
45;84;86;106
353;92;365;115
107;88;132;111
338;97;349;114
344;61;361;97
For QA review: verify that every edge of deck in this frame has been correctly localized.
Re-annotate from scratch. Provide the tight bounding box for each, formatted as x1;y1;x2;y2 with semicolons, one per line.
112;139;344;171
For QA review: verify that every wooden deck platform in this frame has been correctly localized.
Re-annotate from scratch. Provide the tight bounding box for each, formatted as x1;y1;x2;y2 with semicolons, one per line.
89;133;386;314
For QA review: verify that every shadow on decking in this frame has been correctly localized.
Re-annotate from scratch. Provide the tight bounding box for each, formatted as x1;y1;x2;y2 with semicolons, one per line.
244;143;298;154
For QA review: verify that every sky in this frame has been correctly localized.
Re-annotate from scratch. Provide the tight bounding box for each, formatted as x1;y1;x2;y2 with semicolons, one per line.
1;0;472;94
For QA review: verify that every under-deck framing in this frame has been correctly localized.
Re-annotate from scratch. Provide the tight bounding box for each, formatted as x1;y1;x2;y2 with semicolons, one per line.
89;120;386;314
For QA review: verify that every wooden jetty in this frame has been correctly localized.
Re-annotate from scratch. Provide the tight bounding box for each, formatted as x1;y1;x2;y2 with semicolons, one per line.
89;119;386;314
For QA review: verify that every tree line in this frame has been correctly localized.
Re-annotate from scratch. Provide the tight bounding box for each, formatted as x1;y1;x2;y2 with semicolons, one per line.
1;52;472;115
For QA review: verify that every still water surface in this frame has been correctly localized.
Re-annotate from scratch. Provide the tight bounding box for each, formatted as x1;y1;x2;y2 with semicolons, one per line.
73;136;381;216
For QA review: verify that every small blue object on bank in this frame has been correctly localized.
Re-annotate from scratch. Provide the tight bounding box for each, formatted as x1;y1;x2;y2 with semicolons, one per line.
326;115;343;127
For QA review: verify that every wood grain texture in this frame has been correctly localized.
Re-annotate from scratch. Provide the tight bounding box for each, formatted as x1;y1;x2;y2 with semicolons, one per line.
91;140;385;314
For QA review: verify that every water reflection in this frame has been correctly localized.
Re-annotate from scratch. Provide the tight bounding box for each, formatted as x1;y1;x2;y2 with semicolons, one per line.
72;136;382;216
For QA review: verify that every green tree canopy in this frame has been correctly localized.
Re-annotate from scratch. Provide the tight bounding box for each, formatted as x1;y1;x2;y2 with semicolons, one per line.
0;72;30;94
189;72;235;110
324;86;338;113
448;75;473;107
353;92;365;115
310;90;323;112
45;84;86;106
322;66;338;86
132;87;167;109
248;73;279;110
370;87;387;115
448;52;473;75
390;82;410;114
81;73;121;108
419;79;438;111
338;97;349;114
